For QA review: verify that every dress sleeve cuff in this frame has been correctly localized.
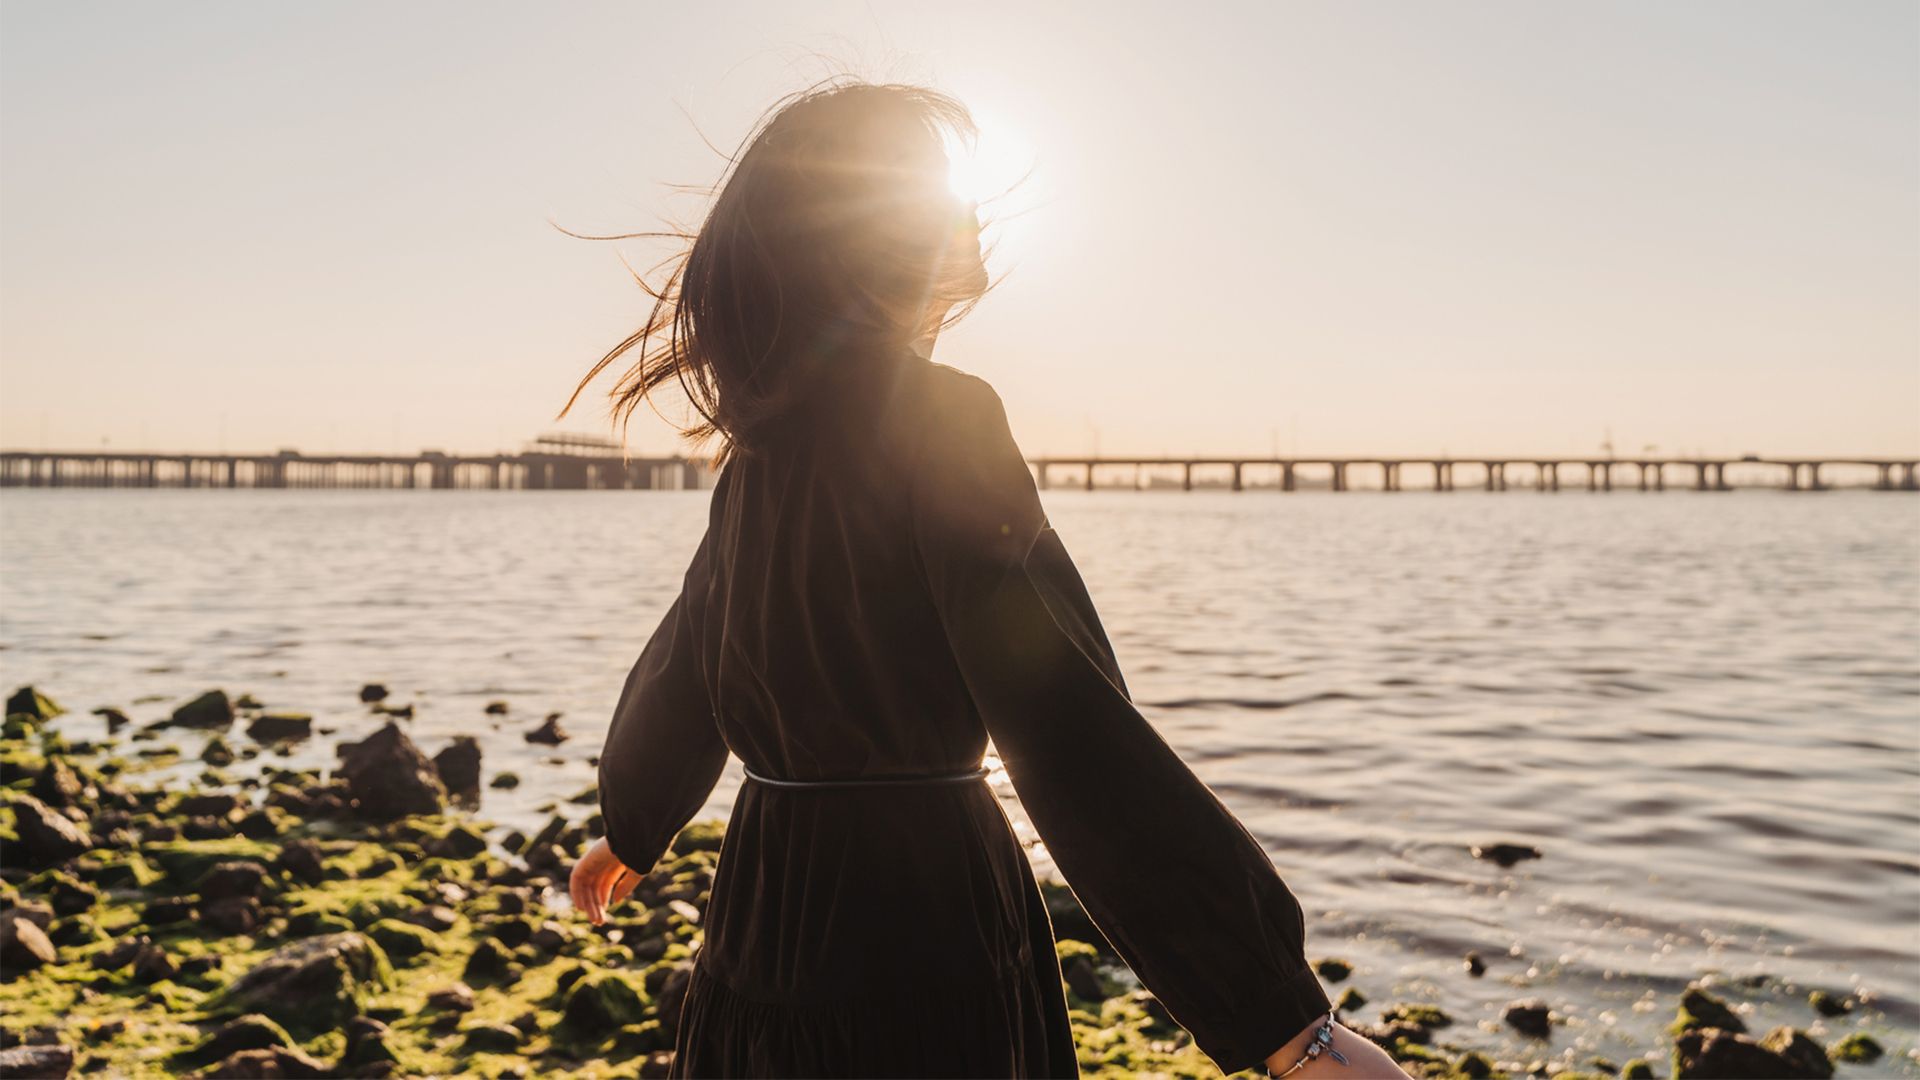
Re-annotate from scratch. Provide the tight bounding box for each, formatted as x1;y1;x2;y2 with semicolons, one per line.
1199;963;1335;1076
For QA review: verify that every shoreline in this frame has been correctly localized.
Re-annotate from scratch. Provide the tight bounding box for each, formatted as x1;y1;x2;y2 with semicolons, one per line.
0;683;1902;1079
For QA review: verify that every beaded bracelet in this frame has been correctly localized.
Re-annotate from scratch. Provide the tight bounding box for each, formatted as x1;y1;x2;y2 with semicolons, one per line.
1264;1008;1349;1078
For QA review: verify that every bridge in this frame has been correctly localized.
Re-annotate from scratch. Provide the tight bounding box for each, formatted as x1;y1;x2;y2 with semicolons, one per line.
1031;457;1920;492
0;433;710;490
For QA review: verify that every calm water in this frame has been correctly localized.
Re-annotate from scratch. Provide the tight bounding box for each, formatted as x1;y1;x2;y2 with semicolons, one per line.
3;489;1916;1074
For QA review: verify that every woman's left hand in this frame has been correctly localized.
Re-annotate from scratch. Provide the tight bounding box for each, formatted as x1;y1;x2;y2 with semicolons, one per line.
570;837;640;925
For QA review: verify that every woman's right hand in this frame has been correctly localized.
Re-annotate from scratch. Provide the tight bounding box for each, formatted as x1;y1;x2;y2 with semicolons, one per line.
569;837;641;926
1262;1019;1414;1078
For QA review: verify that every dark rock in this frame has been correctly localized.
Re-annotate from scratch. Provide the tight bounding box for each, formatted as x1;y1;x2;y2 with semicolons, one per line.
1313;957;1352;982
400;905;459;933
9;794;93;867
131;943;179;984
0;913;58;973
484;701;509;715
170;690;235;730
524;713;569;745
173;1014;292;1068
0;1044;74;1079
217;932;394;1034
200;861;273;901
1675;986;1747;1035
460;1022;523;1052
428;825;488;860
1335;986;1367;1012
204;896;265;936
94;707;130;734
1464;950;1486;976
561;972;647;1030
91;935;149;971
1471;841;1542;867
195;1046;329;1078
246;713;313;743
143;897;198;927
1807;989;1853;1017
201;737;236;766
359;684;389;703
432;737;483;796
489;772;521;790
1674;1027;1825;1079
176;792;244;820
463;938;516;983
45;872;101;916
30;759;85;808
340;1016;399;1070
278;840;326;886
366;919;438;960
1062;954;1106;1000
1759;1027;1834;1079
336;722;445;821
426;983;476;1012
1502;1000;1553;1038
1831;1032;1884;1064
6;686;64;721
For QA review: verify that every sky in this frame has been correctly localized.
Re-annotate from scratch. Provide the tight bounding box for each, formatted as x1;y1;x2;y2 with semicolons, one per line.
1;1;1915;459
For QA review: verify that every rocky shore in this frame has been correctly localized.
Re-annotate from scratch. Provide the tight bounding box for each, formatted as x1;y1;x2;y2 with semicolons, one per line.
0;684;1896;1079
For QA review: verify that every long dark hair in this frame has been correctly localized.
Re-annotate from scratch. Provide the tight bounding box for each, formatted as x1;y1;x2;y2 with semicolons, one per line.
556;79;992;469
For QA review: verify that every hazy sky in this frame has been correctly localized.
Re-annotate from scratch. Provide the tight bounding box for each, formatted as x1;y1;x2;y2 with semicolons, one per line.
2;1;1915;458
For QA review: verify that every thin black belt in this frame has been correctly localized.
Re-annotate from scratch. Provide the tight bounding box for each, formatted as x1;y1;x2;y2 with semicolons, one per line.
741;763;990;789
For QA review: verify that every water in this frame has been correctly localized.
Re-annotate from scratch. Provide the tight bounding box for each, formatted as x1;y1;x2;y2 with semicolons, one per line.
3;488;1916;1074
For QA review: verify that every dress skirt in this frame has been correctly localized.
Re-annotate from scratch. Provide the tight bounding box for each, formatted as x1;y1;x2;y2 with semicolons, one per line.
667;774;1080;1078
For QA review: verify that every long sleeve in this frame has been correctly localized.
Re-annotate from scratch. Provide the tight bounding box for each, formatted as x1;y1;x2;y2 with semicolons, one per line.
908;371;1331;1075
596;533;732;875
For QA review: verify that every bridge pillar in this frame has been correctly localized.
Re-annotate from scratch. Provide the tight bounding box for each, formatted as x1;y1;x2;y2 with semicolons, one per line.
1183;462;1192;491
1036;462;1049;491
1875;463;1892;490
1282;462;1296;492
1806;462;1822;492
1083;464;1095;492
1905;463;1919;491
1331;463;1346;492
1637;463;1649;492
1231;462;1243;492
1602;462;1612;492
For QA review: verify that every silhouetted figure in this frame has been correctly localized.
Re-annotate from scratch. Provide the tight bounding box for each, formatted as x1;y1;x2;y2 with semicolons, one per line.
564;78;1400;1079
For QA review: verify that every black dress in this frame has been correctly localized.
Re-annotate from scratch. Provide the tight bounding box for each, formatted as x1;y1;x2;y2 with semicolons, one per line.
596;352;1331;1078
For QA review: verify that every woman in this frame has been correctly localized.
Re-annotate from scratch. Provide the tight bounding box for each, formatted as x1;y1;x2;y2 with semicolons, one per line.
565;79;1408;1079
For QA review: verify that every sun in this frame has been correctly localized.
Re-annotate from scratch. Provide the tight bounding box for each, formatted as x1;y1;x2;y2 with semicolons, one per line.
946;116;1037;210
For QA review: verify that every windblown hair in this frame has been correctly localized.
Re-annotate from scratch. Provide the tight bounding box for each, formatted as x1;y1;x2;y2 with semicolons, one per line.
557;79;993;469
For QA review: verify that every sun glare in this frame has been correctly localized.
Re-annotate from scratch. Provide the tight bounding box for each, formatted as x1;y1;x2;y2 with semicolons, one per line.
946;118;1036;209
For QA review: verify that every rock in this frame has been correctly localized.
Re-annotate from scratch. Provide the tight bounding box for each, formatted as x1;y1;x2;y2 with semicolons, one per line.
336;722;446;821
1464;950;1486;976
340;1016;399;1071
1313;957;1353;982
1062;953;1106;1001
170;690;235;729
30;759;85;808
1759;1027;1834;1079
0;1044;74;1079
216;932;394;1034
9;794;92;867
1453;1051;1495;1078
196;1046;329;1078
0;913;58;973
428;825;488;860
95;707;131;734
1674;1027;1826;1079
201;736;236;766
561;971;647;1030
1335;987;1368;1012
489;772;520;790
2;899;55;930
463;938;517;983
670;818;727;856
200;861;273;901
359;684;389;703
6;686;64;721
176;793;245;820
1621;1059;1655;1079
278;840;326;886
246;713;313;743
525;713;569;746
374;703;414;720
400;905;459;933
366;919;439;960
431;737;483;797
1807;989;1852;1017
1831;1032;1883;1064
91;935;149;971
1470;841;1542;867
132;943;180;984
484;701;509;715
460;1022;524;1052
204;896;264;936
1502;1000;1553;1037
1674;986;1747;1035
1382;1003;1453;1029
426;983;476;1012
173;1014;293;1068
